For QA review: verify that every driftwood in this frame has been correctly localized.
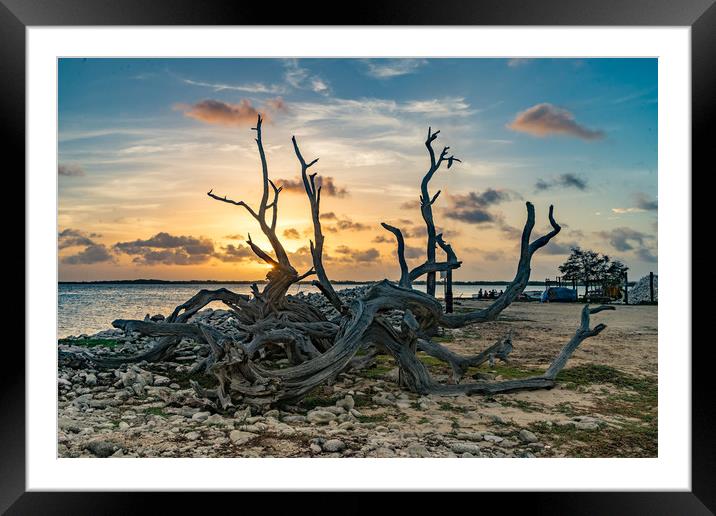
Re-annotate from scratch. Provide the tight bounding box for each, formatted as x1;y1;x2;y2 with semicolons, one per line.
71;114;615;408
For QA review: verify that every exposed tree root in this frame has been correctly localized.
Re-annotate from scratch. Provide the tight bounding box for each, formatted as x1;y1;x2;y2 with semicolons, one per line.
64;114;616;410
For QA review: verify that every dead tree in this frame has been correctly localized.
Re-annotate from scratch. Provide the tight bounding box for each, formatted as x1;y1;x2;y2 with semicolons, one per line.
84;114;615;408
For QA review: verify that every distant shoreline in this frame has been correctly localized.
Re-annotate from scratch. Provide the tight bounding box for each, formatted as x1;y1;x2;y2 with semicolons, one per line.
59;279;631;286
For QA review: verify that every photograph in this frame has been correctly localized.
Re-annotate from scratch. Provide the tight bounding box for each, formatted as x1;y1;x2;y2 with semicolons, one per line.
55;56;660;459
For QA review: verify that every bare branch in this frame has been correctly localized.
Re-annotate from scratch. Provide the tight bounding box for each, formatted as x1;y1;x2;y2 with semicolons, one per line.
420;127;460;297
293;135;344;312
381;222;411;288
439;202;560;328
207;190;259;220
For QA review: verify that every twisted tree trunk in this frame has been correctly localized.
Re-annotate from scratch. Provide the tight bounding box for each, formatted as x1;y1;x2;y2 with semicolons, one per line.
68;114;616;410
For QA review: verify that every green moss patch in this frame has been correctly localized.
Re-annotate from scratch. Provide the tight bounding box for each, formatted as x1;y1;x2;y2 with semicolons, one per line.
58;338;120;349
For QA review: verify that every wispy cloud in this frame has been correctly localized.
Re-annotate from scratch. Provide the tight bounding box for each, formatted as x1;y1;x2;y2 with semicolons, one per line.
507;58;532;68
535;173;589;192
182;77;286;95
508;103;605;140
283;59;331;95
363;59;428;78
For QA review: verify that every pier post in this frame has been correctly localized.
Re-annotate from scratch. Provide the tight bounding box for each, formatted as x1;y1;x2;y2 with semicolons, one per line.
445;268;453;313
649;271;655;303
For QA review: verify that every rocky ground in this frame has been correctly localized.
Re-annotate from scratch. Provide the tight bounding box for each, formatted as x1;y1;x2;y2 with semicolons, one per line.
58;289;658;459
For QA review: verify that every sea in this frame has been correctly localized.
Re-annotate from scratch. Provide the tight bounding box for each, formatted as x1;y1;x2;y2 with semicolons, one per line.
57;282;586;338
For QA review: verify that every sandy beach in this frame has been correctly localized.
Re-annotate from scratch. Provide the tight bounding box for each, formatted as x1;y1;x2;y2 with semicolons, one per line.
58;298;657;459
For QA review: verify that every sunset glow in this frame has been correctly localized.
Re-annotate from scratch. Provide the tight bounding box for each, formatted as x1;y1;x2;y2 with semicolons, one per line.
58;58;658;282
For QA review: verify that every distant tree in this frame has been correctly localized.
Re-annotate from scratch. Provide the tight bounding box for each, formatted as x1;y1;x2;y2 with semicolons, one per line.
559;247;628;287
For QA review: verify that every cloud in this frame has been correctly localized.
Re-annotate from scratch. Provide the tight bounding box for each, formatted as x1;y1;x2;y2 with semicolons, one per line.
636;247;658;262
364;59;428;78
612;193;658;214
114;232;216;265
596;227;657;262
542;240;580;255
451;189;515;209
61;244;114;265
400;199;420;210
224;234;245;240
215;243;258;263
264;97;289;113
277;176;348;197
283;59;331;95
635;193;658;211
58;228;99;249
283;228;301;239
403;245;423;259
325;217;370;232
335;246;380;262
182;77;286;95
535;173;588;191
401;97;472;117
508;103;605;140
596;227;652;252
446;207;494;224
320;212;337;220
58;163;85;177
507;58;532;68
175;99;264;126
444;188;516;225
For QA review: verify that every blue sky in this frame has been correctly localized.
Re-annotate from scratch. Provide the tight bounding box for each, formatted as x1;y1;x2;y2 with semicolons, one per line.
58;58;658;282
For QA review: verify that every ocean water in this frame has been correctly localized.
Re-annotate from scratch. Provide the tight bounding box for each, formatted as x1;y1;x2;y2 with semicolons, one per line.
58;282;547;337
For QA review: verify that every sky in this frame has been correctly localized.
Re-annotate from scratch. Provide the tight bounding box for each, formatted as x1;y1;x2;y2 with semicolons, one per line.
58;58;658;282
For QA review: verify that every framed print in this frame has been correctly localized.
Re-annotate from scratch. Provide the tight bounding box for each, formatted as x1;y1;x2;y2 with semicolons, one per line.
4;0;711;512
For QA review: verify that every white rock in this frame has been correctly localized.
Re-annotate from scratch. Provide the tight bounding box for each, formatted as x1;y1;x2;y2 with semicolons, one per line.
307;410;336;425
229;430;258;445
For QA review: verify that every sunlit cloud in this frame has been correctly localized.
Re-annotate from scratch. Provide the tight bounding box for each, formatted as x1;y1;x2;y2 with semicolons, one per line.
277;176;348;197
175;99;264;126
508;103;605;140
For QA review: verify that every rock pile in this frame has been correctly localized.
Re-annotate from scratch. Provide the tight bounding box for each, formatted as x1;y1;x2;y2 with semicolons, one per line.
628;275;657;304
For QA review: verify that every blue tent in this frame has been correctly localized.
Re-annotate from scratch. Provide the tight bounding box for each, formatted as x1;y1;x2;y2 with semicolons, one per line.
541;287;577;303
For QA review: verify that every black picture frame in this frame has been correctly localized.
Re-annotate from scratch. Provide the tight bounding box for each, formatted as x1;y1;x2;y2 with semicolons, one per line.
3;0;709;512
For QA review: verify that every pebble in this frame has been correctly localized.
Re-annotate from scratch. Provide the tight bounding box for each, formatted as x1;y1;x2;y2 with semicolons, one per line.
336;395;355;412
229;430;258;445
518;429;538;443
369;447;396;457
85;440;121;458
322;439;346;452
307;410;337;425
451;442;482;455
406;444;431;458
